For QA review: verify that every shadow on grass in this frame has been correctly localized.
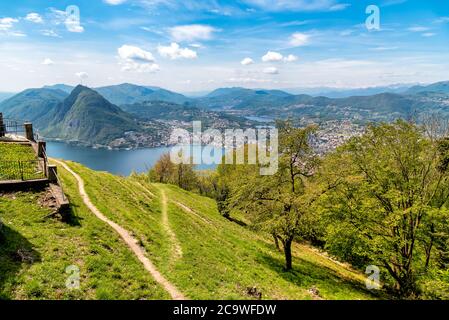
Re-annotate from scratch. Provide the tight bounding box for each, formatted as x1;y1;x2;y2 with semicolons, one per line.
61;203;82;227
0;224;41;300
259;252;386;299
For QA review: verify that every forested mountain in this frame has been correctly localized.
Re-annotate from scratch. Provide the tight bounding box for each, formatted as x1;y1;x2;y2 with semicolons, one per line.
0;92;15;103
41;85;139;146
96;83;192;106
0;88;68;127
121;100;251;128
406;81;449;95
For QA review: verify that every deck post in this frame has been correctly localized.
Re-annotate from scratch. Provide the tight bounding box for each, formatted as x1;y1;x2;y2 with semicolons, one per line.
47;165;58;183
0;113;4;137
37;140;47;158
24;122;34;141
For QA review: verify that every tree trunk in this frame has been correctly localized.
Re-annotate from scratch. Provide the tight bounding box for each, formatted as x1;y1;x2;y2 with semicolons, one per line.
272;233;281;251
283;238;293;270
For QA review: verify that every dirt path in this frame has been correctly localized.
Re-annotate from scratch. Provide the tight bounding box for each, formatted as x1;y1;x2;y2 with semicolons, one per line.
52;159;186;300
158;186;183;260
173;201;214;226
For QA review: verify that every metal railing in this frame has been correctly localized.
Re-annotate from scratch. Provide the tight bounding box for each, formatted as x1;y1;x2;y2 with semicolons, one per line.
41;148;67;201
0;159;46;181
0;119;26;135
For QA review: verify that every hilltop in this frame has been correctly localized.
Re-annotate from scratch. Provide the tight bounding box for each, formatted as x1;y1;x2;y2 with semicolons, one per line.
41;85;139;146
0;161;379;300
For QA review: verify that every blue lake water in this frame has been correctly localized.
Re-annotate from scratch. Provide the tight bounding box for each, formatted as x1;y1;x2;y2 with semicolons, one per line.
46;142;221;176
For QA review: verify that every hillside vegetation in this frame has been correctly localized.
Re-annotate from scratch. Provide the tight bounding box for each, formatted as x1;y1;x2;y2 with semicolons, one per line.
0;160;378;300
0;182;169;299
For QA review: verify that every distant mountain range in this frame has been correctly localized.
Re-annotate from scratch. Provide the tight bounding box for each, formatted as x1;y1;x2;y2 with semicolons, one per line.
0;84;253;148
1;81;449;148
0;92;16;103
44;83;192;105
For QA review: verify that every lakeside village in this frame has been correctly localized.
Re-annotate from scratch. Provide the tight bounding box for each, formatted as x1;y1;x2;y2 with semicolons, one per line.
49;119;365;158
167;119;365;157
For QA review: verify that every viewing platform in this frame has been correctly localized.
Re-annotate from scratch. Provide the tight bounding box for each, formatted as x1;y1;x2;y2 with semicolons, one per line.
0;112;69;213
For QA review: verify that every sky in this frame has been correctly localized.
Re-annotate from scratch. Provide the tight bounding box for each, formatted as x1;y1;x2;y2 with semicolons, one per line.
0;0;448;93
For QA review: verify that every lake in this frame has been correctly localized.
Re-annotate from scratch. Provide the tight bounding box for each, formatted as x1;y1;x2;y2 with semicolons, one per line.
46;142;221;176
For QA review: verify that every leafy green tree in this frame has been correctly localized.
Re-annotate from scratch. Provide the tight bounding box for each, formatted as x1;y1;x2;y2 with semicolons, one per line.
149;152;175;183
318;120;449;296
219;121;324;270
149;152;198;191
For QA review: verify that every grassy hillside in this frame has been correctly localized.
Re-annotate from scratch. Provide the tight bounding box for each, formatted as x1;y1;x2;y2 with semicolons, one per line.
0;176;170;299
0;160;383;299
50;161;380;300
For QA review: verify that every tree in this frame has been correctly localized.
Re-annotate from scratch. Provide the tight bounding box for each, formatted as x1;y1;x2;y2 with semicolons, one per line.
318;120;449;296
149;153;175;183
175;161;197;191
149;152;198;191
219;120;323;270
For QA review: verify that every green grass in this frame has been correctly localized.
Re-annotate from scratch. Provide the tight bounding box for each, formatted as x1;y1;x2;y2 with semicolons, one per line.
0;143;37;161
0;142;44;181
0;169;170;299
63;161;381;300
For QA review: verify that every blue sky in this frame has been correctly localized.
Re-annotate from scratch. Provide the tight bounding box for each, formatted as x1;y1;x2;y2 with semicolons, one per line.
0;0;448;93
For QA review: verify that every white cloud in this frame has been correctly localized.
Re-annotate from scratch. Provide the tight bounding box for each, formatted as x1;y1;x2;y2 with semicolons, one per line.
66;20;84;33
118;45;155;63
408;26;430;32
49;8;84;33
8;31;26;37
158;42;197;60
289;32;310;46
75;72;89;80
370;46;398;51
0;17;18;31
241;57;254;65
284;54;298;62
263;67;279;74
242;0;341;12
228;77;272;83
42;58;54;66
104;0;127;4
422;33;436;37
170;24;216;42
262;51;283;62
25;13;43;24
118;45;160;73
434;17;449;24
41;29;60;37
329;3;350;11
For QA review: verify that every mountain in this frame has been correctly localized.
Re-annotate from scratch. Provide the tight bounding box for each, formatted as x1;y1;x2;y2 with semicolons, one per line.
95;83;191;105
43;84;75;94
0;92;15;103
196;87;293;110
0;88;68;126
406;81;449;95
222;91;426;123
42;85;139;146
297;85;413;98
121;100;252;128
